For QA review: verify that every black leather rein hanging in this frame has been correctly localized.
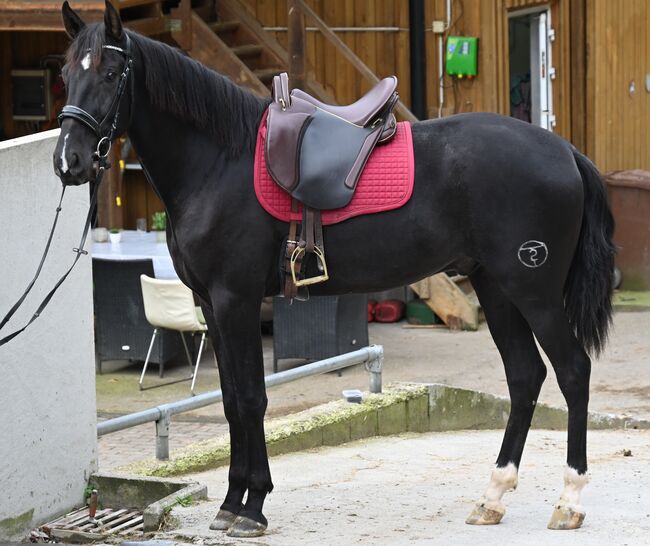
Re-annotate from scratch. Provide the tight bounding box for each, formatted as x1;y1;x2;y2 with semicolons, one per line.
0;37;133;347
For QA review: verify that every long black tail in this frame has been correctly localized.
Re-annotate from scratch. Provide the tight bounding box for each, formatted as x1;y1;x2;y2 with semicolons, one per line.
564;149;616;356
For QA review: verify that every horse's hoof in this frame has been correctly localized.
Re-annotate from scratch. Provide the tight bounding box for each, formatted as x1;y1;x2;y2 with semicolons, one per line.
465;503;505;525
547;505;585;530
209;508;239;531
226;515;267;537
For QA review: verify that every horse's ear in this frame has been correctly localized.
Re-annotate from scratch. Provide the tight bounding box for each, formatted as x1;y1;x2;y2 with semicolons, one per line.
62;1;86;39
104;0;123;41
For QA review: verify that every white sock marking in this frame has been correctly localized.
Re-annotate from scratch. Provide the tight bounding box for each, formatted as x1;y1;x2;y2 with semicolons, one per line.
60;133;70;174
81;52;91;71
556;466;589;512
480;462;518;512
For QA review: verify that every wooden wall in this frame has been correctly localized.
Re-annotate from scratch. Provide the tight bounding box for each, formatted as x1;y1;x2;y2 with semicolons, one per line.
587;0;650;172
241;0;412;108
242;0;576;141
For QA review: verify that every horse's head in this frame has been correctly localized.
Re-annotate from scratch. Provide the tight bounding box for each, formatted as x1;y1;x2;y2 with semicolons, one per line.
53;1;132;185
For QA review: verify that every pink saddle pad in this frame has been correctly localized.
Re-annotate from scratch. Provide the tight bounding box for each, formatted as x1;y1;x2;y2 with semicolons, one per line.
254;110;415;226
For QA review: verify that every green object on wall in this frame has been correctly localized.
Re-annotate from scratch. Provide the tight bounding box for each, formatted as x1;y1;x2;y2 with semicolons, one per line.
446;36;478;78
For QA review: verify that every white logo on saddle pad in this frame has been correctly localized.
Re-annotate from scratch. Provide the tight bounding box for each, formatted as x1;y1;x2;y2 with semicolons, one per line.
518;240;548;268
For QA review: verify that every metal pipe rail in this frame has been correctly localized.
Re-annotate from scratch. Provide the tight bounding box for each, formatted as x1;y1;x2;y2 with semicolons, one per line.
97;345;384;460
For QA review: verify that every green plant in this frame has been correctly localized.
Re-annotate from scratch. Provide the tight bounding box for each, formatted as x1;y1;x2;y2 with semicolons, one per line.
151;211;166;231
174;495;193;507
109;228;121;234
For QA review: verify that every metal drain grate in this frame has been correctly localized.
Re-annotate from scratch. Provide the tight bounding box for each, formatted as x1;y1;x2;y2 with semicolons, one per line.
35;506;144;542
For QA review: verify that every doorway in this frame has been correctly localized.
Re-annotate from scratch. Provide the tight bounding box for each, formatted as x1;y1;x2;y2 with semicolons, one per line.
508;8;555;130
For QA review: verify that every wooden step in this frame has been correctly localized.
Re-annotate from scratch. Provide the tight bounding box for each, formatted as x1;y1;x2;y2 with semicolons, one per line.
117;0;161;9
209;20;240;34
231;44;263;59
254;67;284;84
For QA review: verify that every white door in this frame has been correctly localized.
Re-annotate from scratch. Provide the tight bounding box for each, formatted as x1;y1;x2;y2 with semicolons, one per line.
530;11;555;130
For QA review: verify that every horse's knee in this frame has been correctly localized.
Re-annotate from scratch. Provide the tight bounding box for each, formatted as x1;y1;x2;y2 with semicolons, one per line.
237;394;268;422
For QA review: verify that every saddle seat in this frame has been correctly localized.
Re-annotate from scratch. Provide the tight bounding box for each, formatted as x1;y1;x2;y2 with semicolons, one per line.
291;76;398;137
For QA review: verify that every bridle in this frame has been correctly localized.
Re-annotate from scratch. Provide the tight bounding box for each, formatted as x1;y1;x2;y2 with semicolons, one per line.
0;35;134;347
58;34;134;163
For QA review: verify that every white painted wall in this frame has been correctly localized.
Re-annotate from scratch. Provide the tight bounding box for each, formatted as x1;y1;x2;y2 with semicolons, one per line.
0;130;97;540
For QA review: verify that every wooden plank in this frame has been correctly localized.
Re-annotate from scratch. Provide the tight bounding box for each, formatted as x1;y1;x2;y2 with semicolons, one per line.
287;0;306;89
410;274;479;331
0;32;14;138
124;16;167;36
170;0;192;50
0;9;103;30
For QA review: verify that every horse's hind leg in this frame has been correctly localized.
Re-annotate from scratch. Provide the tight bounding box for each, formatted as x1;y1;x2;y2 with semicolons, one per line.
515;299;591;530
466;268;547;525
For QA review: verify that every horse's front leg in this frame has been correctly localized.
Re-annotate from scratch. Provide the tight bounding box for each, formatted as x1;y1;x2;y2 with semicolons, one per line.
200;302;248;531
207;289;273;537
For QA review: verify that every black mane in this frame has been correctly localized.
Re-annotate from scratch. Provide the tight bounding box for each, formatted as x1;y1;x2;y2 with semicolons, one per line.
66;24;269;157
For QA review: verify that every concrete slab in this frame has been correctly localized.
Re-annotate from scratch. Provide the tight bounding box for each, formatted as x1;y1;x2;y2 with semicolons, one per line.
151;429;650;545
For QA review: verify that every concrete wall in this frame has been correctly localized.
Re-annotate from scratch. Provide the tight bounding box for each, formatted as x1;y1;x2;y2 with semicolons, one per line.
0;130;97;540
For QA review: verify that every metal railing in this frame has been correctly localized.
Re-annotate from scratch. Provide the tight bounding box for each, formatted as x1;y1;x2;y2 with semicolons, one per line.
97;345;384;460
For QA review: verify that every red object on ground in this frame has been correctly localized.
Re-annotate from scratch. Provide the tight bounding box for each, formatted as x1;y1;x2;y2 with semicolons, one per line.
368;300;377;322
253;111;415;226
374;300;405;323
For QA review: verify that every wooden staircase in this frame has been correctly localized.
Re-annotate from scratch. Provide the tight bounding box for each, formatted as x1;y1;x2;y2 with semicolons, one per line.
187;0;334;99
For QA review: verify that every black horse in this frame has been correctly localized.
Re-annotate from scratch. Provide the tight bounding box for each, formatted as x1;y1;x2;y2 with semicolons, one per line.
55;1;614;536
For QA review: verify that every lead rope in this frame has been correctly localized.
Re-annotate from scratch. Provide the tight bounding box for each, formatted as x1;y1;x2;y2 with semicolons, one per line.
0;165;105;347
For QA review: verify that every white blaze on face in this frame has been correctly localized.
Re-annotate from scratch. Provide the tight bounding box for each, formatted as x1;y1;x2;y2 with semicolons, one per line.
482;462;519;511
556;466;589;512
81;52;91;71
60;133;70;174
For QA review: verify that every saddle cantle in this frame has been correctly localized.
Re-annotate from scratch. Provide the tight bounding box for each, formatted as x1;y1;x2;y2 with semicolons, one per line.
263;72;401;296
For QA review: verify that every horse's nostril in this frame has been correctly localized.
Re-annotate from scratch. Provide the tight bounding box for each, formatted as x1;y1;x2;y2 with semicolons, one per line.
70;152;79;167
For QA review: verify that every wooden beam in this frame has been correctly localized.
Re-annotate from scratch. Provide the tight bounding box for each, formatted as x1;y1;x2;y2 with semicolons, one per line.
410;274;479;331
0;32;15;138
170;0;192;51
287;0;306;90
0;9;103;31
570;0;587;151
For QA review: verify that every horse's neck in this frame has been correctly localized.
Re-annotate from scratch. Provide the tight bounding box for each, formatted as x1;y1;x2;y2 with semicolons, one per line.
127;91;224;211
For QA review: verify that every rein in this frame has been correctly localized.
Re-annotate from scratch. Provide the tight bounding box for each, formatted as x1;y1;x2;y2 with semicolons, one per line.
0;37;133;347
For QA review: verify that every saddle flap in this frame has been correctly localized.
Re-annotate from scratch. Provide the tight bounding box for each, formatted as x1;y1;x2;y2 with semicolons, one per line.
292;108;382;210
265;96;315;192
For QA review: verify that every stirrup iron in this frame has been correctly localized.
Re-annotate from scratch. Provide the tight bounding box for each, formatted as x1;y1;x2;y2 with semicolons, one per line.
290;245;329;287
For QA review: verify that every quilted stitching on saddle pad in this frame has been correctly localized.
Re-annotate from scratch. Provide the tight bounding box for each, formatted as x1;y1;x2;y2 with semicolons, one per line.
254;113;415;226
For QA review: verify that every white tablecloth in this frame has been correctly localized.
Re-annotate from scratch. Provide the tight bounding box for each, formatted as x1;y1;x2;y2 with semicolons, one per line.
91;230;177;279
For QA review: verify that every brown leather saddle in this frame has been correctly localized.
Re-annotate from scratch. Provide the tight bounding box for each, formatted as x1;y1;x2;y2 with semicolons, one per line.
264;73;400;297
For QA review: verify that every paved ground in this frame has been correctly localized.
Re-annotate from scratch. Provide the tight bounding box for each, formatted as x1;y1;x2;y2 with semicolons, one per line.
98;310;650;472
149;428;650;546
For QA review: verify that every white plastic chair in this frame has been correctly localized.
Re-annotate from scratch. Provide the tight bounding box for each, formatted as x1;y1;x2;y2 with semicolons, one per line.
139;275;209;394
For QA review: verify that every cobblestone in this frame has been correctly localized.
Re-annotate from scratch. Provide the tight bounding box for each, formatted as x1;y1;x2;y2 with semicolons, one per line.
97;420;228;472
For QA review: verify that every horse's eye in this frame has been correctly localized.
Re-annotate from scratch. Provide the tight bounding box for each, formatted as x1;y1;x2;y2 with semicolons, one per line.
106;70;117;82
